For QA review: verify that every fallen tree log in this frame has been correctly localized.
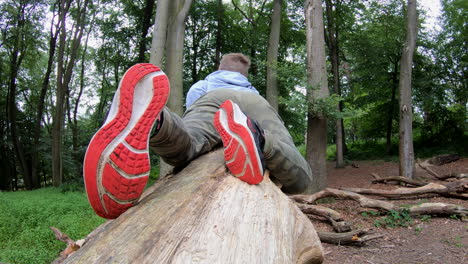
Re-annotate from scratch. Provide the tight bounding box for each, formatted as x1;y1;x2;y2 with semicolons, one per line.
370;173;427;187
427;154;460;166
343;180;468;199
62;149;324;264
434;173;468;181
291;188;468;218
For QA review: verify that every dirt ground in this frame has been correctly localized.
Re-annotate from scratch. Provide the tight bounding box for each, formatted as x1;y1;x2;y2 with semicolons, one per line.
310;157;468;264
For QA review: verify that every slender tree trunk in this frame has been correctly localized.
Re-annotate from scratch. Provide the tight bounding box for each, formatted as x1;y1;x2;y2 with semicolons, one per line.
190;26;199;84
70;32;90;159
151;0;192;177
52;0;70;187
266;0;282;112
7;3;33;189
325;0;344;168
52;0;89;186
214;0;223;69
32;9;60;189
137;0;156;62
398;0;417;178
150;0;170;67
305;0;329;192
386;61;398;154
165;0;192;116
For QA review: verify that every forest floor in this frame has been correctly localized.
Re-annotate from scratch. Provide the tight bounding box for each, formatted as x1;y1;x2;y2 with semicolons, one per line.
313;157;468;264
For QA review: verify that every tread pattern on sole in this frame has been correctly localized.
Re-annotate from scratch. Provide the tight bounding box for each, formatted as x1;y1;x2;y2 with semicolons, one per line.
214;100;263;185
84;64;169;219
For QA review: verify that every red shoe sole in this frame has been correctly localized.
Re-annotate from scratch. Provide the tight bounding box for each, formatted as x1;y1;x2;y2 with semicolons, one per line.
214;100;263;185
83;64;169;219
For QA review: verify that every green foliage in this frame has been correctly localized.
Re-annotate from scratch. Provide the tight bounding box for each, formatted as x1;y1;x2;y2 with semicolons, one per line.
442;236;465;248
414;226;422;235
361;210;381;218
373;209;413;228
420;215;431;222
0;188;105;264
449;214;460;220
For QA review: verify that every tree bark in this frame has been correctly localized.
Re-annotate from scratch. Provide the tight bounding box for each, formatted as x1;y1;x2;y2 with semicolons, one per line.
305;0;329;192
214;0;223;69
7;0;33;189
151;0;192;177
61;150;324;263
386;61;398;154
266;0;282;112
52;0;89;186
398;0;418;178
137;0;156;62
150;0;170;67
165;0;192;116
32;7;61;189
325;0;344;168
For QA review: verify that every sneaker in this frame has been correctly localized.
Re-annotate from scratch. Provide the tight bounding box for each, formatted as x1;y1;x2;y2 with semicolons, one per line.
213;100;265;185
83;63;169;219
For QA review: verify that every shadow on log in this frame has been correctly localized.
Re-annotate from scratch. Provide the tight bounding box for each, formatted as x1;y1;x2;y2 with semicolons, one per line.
62;149;324;264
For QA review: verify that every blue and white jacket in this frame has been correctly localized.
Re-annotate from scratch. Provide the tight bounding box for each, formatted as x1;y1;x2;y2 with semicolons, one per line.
185;70;259;108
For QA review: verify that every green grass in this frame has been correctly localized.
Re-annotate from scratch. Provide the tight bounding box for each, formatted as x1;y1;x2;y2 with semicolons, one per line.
0;188;105;264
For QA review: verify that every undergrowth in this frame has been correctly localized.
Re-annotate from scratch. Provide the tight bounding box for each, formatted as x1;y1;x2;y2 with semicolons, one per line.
0;188;105;264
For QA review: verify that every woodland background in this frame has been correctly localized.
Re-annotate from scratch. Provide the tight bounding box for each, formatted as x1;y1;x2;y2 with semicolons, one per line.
0;0;466;190
0;0;467;263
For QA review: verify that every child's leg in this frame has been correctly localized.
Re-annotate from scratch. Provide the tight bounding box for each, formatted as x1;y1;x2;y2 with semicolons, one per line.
198;89;313;194
149;105;220;168
83;64;169;219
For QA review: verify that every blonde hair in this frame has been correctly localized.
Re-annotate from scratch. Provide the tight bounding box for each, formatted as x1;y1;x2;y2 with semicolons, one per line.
218;53;251;77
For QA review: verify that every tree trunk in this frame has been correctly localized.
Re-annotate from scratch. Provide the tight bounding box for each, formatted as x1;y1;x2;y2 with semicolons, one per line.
305;0;329;192
32;9;60;189
150;0;170;67
61;150;324;263
52;0;70;187
7;2;33;189
137;0;156;62
386;61;398;154
266;0;282;112
150;0;192;177
52;0;89;186
325;0;344;168
214;0;223;69
165;0;192;116
398;0;417;178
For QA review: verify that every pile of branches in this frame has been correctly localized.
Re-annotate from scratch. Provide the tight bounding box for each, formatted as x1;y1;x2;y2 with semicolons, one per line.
290;159;467;246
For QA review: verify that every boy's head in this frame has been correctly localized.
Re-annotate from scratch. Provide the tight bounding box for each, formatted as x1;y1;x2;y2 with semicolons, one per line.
218;53;251;77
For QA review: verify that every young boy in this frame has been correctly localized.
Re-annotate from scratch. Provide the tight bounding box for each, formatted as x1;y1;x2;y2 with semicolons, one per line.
84;53;313;219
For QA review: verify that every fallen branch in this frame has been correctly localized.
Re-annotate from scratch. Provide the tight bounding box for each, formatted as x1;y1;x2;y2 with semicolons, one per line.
317;229;383;246
436;173;468;181
297;204;352;233
371;173;427;187
408;202;468;217
343;180;468;199
418;162;441;179
291;188;468;217
427;154;460;166
50;227;84;263
297;203;342;221
290;188;397;212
